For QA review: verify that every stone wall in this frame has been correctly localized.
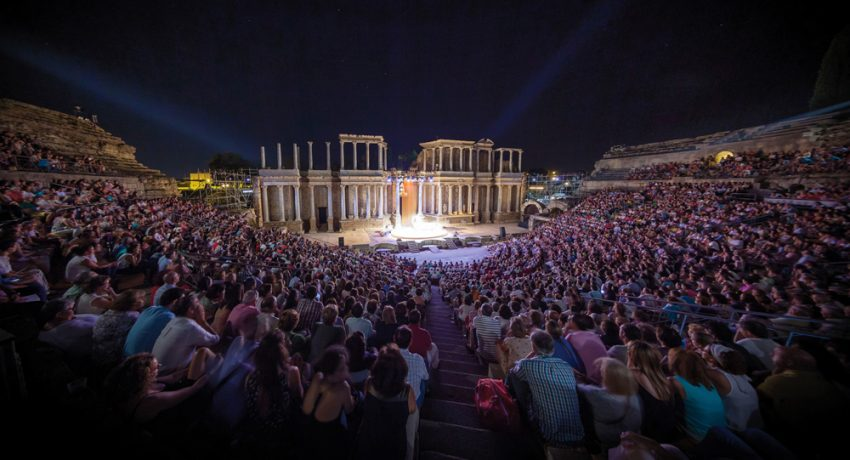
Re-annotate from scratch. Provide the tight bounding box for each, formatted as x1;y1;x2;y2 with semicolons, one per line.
0;98;177;197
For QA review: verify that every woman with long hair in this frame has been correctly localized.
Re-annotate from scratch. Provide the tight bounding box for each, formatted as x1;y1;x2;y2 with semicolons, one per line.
627;340;683;443
669;349;726;443
238;330;303;454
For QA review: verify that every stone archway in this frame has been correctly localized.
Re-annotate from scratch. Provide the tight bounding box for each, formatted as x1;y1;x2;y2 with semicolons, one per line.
546;199;569;212
522;200;543;216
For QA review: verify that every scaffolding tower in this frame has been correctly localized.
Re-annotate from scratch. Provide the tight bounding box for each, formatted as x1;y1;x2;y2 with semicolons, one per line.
179;169;256;211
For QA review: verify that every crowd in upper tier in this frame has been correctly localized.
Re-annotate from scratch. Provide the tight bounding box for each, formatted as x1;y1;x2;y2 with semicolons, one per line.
625;146;849;180
2;164;849;459
1;131;108;174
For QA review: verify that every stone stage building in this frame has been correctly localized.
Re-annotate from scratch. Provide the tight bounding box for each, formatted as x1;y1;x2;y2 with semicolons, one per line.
255;134;526;233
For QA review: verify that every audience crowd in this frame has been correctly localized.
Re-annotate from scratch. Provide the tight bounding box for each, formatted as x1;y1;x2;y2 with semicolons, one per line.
1;131;107;174
2;160;849;459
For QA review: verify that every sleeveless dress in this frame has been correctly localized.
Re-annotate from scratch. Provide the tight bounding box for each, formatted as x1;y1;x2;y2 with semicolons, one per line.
354;386;410;460
240;371;294;451
636;384;682;443
306;391;348;458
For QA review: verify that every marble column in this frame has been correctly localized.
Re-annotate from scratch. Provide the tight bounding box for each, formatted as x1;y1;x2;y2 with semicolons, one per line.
488;151;492;172
352;185;359;220
326;142;332;171
378;144;383;169
339;141;345;170
518;152;522;172
309;185;316;227
438;184;442;214
277;143;283;169
327;185;334;230
508;150;513;173
394;181;401;219
292;143;299;170
366;185;372;218
308;142;314;170
496;185;502;213
261;185;269;222
278;185;286;221
499;150;504;173
294;185;301;220
417;181;423;215
467;185;473;215
378;185;384;217
340;185;347;219
365;143;370;170
483;186;490;222
448;185;453;214
353;143;358;170
260;146;266;169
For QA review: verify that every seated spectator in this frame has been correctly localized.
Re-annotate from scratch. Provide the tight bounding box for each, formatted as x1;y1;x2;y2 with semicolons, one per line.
76;275;116;315
152;271;180;308
278;309;308;358
507;330;584;447
669;349;726;443
345;302;374;338
65;243;115;283
566;313;608;384
295;285;324;333
627;341;682;444
123;287;183;357
227;290;260;337
237;330;303;456
151;293;222;375
406;309;432;362
546;320;584;373
734;319;780;372
578;357;643;453
0;239;48;302
599;319;624;349
704;346;762;431
606;323;641;364
372;305;399;349
395;325;429;408
38;298;98;360
354;344;417;460
302;346;354;458
498;316;533;376
758;346;850;457
345;331;376;388
473;303;502;370
92;289;144;368
104;353;208;425
309;305;345;361
255;295;279;339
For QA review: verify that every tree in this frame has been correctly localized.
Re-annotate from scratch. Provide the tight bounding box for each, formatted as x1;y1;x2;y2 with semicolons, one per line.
811;25;850;110
396;149;419;170
208;152;253;170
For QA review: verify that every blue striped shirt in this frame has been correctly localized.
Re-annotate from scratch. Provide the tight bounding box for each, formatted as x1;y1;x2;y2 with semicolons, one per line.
512;355;584;445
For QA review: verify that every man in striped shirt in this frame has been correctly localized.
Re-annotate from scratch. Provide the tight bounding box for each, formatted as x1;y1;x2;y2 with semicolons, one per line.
508;330;584;446
473;303;502;363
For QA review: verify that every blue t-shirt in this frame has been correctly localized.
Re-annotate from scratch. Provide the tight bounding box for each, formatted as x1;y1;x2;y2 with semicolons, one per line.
123;306;175;356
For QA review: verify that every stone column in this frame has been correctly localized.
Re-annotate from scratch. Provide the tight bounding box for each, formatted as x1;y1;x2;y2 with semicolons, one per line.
340;185;347;219
508;150;513;172
467;185;473;215
277;143;283;169
498;150;504;173
449;148;454;171
417;181;423;215
436;184;442;215
484;186;491;222
366;185;372;218
308;142;314;170
378;185;384;217
276;185;285;221
339;140;345;170
261;185;269;222
518;151;522;172
327;185;334;230
378;144;383;169
309;185;316;229
293;185;301;220
260;146;266;169
394;180;401;220
326;142;332;171
496;185;503;213
488;151;492;172
448;185;454;214
352;185;359;220
353;143;358;170
292;144;299;170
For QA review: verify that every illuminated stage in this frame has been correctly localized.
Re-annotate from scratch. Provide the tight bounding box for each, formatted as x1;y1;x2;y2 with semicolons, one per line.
391;215;448;240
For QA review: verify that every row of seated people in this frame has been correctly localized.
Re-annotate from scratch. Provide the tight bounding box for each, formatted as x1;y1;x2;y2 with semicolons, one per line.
625;145;849;180
426;179;849;457
1;131;108;174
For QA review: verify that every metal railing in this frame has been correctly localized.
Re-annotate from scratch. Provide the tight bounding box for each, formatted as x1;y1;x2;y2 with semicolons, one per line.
0;153;111;175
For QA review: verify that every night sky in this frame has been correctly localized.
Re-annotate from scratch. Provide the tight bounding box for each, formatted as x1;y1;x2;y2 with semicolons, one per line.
1;1;846;178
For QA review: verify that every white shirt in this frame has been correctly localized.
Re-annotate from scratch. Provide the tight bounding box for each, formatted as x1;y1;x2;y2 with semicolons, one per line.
736;337;780;371
152;317;219;374
400;348;429;400
65;255;92;283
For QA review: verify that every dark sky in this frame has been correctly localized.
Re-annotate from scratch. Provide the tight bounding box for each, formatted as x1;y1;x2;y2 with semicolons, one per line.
1;1;847;177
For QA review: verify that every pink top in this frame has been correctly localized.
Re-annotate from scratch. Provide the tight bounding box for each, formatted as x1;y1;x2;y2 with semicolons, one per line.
566;330;608;384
